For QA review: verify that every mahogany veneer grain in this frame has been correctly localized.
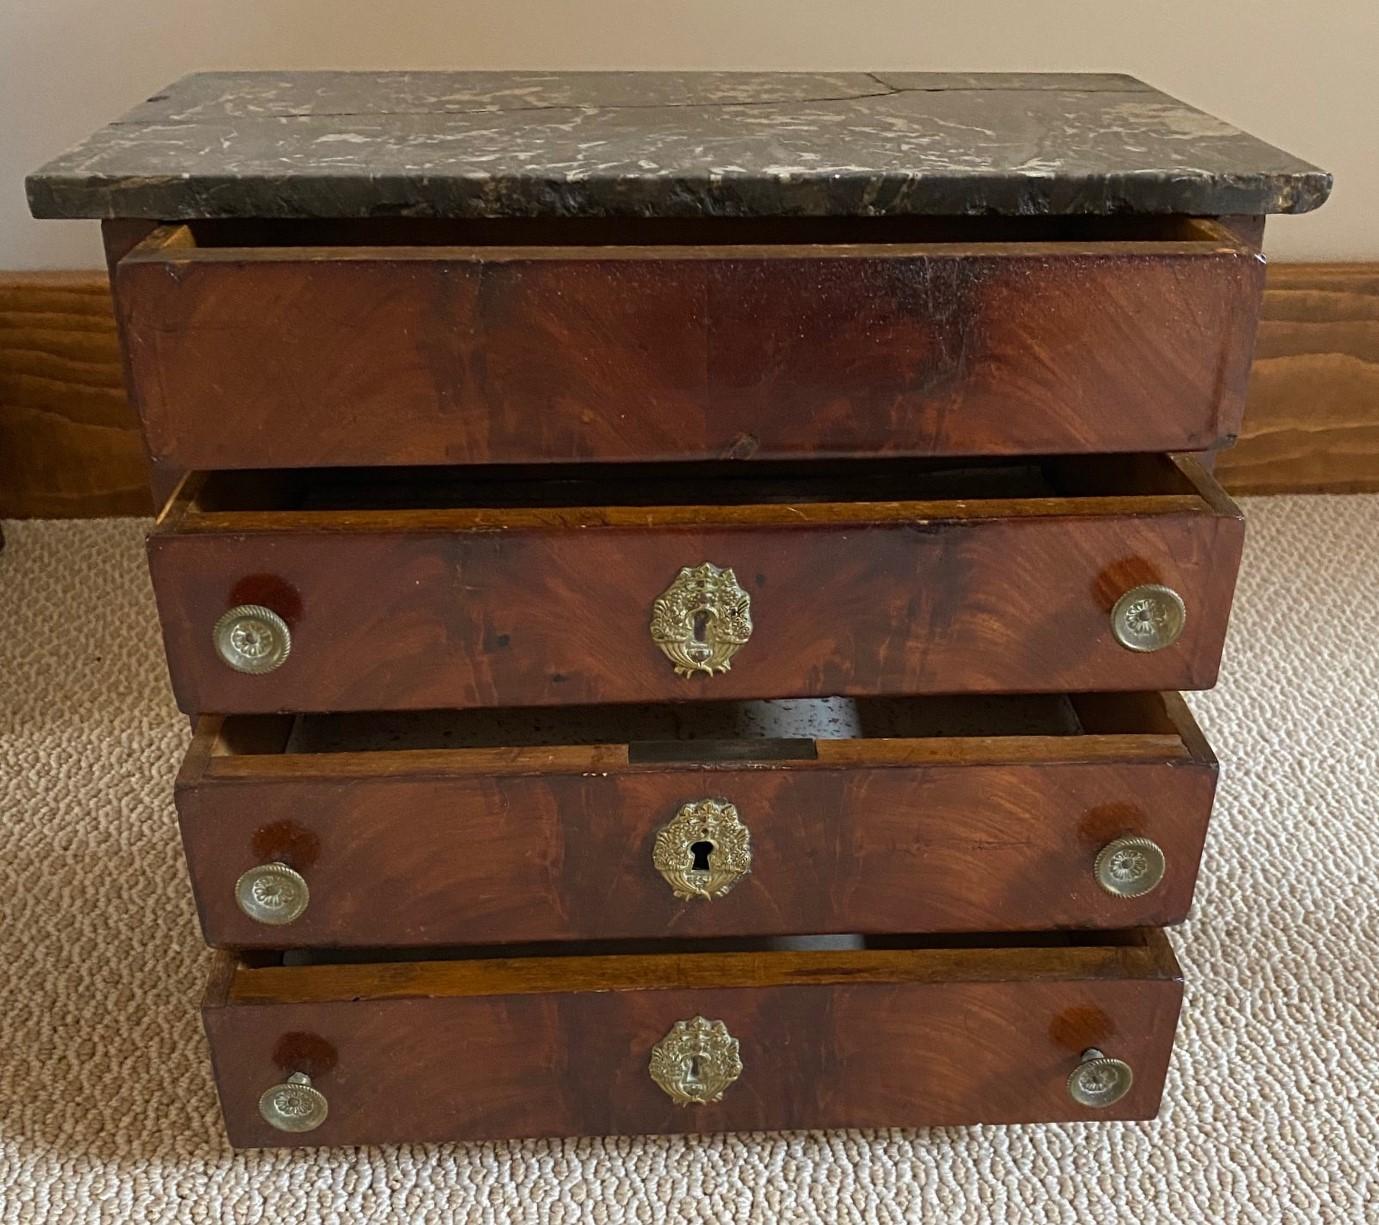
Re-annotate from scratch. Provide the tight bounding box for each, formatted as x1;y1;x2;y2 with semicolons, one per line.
203;930;1184;1146
113;219;1263;470
147;455;1244;713
179;693;1215;947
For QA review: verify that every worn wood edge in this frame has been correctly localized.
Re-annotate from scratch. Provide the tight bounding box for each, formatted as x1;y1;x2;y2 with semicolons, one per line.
167;496;1211;534
219;929;1180;1006
193;729;1191;783
121;222;1247;266
193;689;1198;783
174;716;220;789
202;949;238;1009
3;262;1375;517
1157;692;1219;767
1173;453;1244;518
161;450;1220;535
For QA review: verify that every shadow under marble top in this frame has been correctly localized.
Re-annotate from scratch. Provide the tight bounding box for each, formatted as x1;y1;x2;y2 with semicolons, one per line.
27;70;1331;221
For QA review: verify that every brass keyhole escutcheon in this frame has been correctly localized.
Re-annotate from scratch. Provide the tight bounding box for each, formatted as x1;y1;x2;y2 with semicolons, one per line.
649;563;753;678
652;799;752;901
649;1016;742;1106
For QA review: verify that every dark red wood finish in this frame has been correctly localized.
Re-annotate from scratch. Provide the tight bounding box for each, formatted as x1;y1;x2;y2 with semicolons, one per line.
203;931;1184;1147
147;456;1244;713
179;693;1215;948
114;220;1263;469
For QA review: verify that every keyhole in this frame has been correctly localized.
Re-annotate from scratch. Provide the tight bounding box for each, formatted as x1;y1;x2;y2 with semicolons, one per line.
689;1055;703;1083
690;840;714;873
691;610;711;644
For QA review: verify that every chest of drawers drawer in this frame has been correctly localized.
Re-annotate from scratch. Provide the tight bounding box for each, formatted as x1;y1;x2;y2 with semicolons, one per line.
113;218;1261;470
149;455;1243;713
205;929;1183;1147
179;691;1215;948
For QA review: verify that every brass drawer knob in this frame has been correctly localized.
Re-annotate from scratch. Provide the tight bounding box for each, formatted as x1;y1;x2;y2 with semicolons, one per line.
213;604;292;674
259;1071;328;1132
650;563;753;677
235;862;309;925
1110;584;1186;652
1095;835;1166;898
649;1016;742;1106
652;799;752;900
1067;1048;1134;1108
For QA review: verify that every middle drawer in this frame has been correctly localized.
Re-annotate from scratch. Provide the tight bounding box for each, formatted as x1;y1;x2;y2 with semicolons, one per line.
149;454;1243;714
179;691;1215;948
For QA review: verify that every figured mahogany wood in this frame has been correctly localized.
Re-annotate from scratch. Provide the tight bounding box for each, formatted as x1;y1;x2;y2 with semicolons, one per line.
113;221;1263;469
202;933;1184;1146
19;256;1379;517
146;458;1244;713
178;693;1215;948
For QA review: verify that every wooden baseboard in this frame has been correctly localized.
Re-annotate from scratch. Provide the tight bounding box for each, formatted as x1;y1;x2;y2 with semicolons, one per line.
1214;263;1379;495
1;262;1376;517
0;272;151;517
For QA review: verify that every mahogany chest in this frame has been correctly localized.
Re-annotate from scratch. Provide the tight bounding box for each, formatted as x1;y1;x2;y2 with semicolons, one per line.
29;70;1329;1147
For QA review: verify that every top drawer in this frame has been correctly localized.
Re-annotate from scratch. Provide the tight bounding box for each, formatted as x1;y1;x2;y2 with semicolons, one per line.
113;217;1263;470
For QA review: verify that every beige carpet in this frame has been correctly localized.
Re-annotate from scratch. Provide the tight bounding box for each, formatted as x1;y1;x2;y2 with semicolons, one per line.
1;500;1376;1223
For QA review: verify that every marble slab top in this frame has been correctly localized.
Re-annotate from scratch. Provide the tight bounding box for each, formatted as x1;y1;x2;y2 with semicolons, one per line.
27;70;1331;221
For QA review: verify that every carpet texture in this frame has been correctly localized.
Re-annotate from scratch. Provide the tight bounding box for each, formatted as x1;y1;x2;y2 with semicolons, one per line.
1;501;1376;1223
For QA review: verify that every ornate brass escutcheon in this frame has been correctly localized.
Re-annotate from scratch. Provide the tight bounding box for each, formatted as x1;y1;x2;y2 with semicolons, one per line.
652;799;752;900
649;563;753;678
649;1016;743;1106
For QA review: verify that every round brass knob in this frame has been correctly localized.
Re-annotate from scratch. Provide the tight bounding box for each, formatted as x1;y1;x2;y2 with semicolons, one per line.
1095;835;1166;898
1067;1048;1134;1108
1110;584;1186;652
235;862;309;925
258;1072;328;1133
652;799;752;900
649;1016;742;1106
213;604;291;674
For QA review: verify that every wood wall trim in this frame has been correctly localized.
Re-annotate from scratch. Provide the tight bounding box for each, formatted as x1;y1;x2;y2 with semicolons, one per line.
0;271;151;517
1;262;1375;518
1214;263;1379;495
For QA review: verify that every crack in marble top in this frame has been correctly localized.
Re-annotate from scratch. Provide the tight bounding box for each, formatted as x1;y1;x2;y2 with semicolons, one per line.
27;70;1331;220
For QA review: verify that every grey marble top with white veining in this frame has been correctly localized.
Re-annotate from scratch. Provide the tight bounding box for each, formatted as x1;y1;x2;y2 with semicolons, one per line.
27;70;1331;220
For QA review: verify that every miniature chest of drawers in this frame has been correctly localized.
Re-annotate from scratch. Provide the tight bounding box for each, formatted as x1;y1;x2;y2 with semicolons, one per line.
30;70;1329;1147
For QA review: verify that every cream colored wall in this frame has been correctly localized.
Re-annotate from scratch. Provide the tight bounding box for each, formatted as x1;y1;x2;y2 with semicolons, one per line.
3;0;1373;267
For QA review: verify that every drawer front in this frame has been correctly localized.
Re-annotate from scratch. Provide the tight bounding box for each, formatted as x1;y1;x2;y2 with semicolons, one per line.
204;935;1184;1146
180;696;1216;947
149;461;1244;713
116;223;1262;469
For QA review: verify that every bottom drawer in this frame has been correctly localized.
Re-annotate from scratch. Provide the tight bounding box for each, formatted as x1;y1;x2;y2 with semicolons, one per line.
204;930;1183;1147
